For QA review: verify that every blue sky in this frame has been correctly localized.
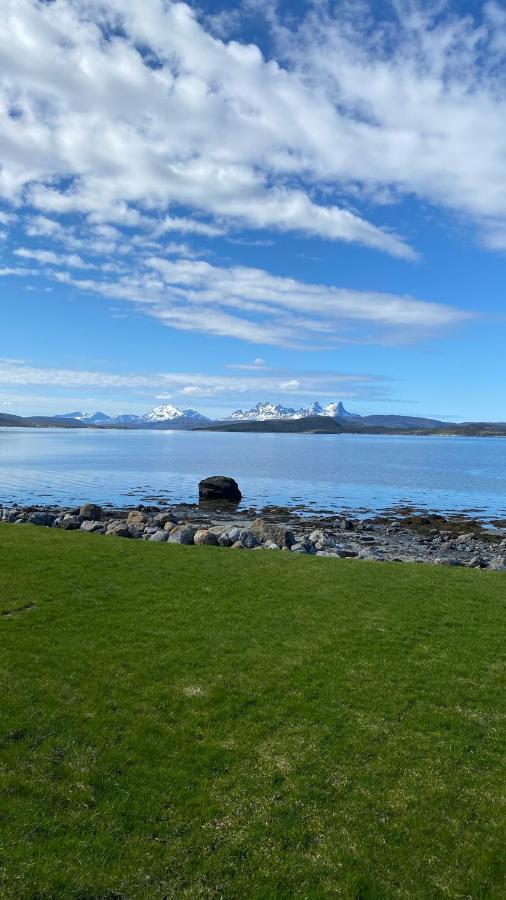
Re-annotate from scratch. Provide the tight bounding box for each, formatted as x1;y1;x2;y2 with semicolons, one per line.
0;0;505;421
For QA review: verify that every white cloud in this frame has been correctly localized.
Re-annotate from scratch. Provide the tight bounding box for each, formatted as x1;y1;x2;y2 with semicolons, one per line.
2;250;469;347
2;1;506;256
0;0;413;256
14;248;93;269
0;358;379;402
227;358;270;370
275;2;506;237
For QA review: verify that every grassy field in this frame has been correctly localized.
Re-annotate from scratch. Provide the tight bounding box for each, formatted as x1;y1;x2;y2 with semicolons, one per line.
1;525;505;899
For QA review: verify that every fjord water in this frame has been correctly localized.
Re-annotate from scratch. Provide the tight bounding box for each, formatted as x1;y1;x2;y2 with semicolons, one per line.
0;427;505;518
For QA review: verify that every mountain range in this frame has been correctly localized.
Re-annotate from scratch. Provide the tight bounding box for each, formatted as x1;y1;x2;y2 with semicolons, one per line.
2;401;505;435
229;400;360;421
57;404;210;426
56;400;361;426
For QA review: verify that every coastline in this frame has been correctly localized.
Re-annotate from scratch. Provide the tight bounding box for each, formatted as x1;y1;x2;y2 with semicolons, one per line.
2;500;505;570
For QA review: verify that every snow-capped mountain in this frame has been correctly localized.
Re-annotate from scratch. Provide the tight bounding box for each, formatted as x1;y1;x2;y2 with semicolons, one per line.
229;402;298;422
58;405;209;425
228;400;361;422
142;404;208;423
57;401;359;426
58;411;114;424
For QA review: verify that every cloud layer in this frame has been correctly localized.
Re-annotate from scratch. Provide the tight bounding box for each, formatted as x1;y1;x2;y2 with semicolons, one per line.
3;1;506;249
0;0;413;256
3;1;497;351
3;246;469;347
0;357;383;406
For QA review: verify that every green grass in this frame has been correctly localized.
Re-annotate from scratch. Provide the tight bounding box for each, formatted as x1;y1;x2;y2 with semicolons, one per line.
1;525;505;899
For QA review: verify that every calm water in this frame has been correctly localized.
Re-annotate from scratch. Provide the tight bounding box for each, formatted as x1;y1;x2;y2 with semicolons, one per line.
0;428;505;518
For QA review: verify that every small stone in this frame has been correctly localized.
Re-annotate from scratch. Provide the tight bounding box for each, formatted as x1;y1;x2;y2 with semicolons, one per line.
357;549;379;560
467;556;487;568
488;556;506;571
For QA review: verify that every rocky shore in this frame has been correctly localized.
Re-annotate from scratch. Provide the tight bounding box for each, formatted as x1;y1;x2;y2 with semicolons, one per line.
2;501;506;571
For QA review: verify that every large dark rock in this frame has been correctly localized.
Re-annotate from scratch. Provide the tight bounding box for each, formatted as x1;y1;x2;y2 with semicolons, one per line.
198;476;242;503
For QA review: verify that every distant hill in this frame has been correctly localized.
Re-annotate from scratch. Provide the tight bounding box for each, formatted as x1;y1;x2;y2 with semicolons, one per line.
360;415;445;428
0;413;84;428
198;416;347;434
199;416;506;436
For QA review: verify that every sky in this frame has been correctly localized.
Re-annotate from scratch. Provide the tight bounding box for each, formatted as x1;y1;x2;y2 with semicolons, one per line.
0;0;505;421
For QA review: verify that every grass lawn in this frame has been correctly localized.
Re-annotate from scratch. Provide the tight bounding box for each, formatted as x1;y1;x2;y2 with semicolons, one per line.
1;525;505;899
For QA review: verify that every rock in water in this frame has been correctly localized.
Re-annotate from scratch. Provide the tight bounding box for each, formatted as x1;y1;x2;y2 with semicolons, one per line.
198;476;242;503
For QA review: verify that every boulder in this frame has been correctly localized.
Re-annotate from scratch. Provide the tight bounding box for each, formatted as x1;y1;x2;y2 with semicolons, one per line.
153;511;178;527
240;530;259;549
127;510;147;525
167;525;196;545
148;530;169;542
59;516;82;530
80;520;104;533
80;503;103;521
250;518;295;549
28;511;56;527
198;476;242;503
194;529;220;546
106;521;138;538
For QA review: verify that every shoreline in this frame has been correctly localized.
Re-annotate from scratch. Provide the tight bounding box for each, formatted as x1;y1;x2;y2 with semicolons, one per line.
2;501;505;570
